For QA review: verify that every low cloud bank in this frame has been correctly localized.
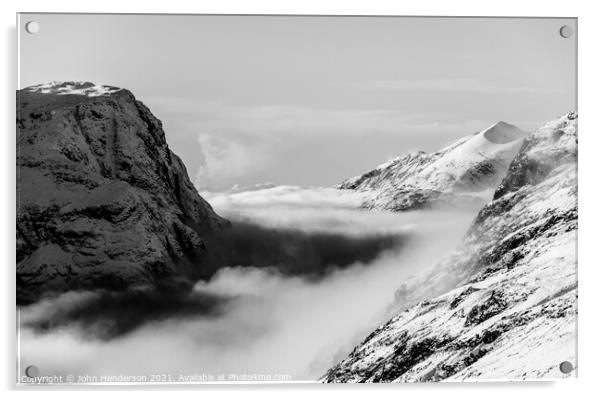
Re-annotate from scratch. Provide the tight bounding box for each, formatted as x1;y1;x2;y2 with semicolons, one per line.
19;186;475;381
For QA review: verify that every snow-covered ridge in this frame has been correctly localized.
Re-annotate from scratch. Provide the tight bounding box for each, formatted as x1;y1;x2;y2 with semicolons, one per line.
482;121;527;144
23;81;123;97
338;121;527;211
322;113;577;382
414;121;527;190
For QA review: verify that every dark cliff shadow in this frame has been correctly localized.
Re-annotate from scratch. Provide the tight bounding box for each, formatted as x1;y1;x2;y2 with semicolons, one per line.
20;286;230;341
20;221;407;341
201;220;407;279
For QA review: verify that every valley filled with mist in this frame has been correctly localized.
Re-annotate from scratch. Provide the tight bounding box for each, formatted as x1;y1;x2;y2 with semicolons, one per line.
19;185;476;380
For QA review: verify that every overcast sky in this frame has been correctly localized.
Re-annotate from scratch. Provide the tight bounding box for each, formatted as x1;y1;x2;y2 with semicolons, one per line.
19;14;576;191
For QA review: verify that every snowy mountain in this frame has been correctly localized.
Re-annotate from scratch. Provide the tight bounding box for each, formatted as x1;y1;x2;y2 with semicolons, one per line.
322;113;577;381
338;121;527;211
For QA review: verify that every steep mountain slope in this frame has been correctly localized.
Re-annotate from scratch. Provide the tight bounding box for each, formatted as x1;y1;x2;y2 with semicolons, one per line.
338;121;526;211
17;82;229;304
323;113;577;382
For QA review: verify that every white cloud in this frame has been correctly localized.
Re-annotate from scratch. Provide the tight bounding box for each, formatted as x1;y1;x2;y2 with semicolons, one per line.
194;132;271;190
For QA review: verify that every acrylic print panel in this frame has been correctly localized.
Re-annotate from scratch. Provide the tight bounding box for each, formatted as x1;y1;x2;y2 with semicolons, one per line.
17;14;577;384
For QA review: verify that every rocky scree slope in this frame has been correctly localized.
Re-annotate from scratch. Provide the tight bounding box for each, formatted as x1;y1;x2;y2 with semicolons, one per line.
323;113;577;381
17;82;229;304
338;121;526;211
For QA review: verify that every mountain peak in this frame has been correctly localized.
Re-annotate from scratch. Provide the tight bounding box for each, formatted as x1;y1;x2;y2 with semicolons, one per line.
22;81;123;97
337;120;529;211
482;121;527;144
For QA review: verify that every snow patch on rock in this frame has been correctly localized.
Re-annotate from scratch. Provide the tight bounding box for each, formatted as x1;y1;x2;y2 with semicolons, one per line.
23;81;123;97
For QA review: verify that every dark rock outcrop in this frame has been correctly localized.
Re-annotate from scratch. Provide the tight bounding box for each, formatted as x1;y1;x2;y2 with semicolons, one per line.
17;82;229;304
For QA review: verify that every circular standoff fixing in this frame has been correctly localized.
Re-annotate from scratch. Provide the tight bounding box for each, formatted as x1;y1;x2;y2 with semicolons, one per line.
559;361;574;374
25;365;39;378
559;25;573;39
25;21;40;34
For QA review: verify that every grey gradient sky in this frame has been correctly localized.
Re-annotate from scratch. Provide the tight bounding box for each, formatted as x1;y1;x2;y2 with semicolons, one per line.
19;14;577;191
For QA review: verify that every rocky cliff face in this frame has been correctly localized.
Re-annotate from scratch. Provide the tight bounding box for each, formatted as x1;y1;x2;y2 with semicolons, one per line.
17;82;229;304
338;121;526;211
323;113;577;381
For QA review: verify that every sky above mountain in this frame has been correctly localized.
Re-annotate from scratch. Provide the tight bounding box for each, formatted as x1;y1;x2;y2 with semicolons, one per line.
19;14;576;191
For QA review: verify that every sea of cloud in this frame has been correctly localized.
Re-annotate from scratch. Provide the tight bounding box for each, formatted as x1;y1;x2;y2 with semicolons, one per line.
18;185;476;382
